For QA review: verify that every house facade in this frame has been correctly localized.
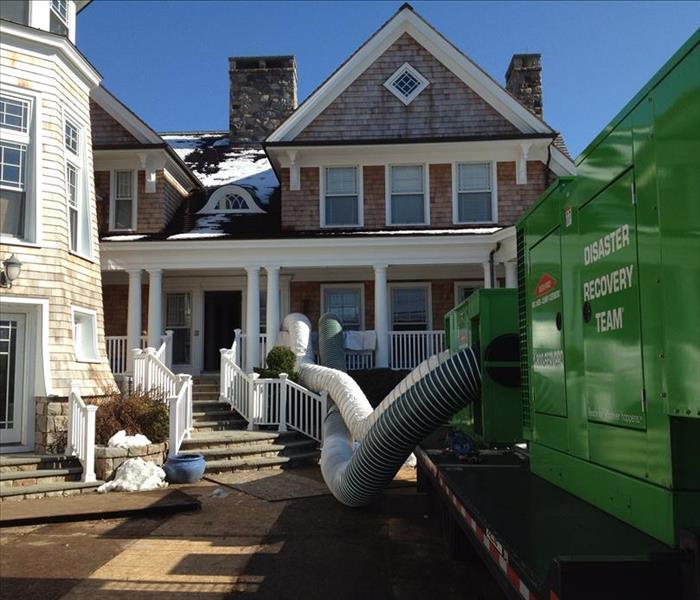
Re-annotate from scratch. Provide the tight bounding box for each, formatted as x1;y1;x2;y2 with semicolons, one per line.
99;4;575;377
0;0;116;453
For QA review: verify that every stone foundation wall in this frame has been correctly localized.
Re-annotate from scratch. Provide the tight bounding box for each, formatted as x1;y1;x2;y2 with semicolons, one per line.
34;398;69;454
94;442;167;481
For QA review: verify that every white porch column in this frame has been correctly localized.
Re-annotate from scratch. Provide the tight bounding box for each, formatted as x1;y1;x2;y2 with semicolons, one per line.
374;264;389;369
265;266;281;348
505;262;518;289
245;266;261;372
482;261;493;289
147;268;163;348
126;269;142;373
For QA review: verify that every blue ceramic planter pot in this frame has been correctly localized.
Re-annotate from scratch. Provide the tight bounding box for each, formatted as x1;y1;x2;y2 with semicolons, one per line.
163;453;206;483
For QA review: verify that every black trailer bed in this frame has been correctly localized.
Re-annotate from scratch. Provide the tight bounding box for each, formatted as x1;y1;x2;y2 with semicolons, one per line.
417;430;692;600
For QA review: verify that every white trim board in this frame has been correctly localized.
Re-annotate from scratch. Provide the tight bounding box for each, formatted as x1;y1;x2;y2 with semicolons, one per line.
267;6;555;143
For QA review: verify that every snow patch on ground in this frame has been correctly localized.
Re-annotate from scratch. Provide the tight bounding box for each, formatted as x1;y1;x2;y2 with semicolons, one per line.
97;457;167;493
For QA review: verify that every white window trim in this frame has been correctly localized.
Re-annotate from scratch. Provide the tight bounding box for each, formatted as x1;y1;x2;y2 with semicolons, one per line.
454;281;482;306
0;86;42;246
319;165;364;229
71;306;100;363
389;282;433;330
451;161;498;225
197;184;265;214
385;163;430;227
109;169;138;232
320;283;365;330
62;107;93;260
383;62;430;106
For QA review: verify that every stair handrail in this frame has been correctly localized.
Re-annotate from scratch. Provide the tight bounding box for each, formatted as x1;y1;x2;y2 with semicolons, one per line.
167;374;193;457
66;381;97;483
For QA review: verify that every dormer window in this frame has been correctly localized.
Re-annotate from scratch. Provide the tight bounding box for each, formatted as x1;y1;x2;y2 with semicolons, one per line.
199;185;265;215
50;0;69;37
384;63;429;105
220;193;249;211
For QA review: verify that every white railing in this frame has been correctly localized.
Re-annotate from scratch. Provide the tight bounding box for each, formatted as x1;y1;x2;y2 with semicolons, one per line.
168;374;193;457
389;330;446;370
106;332;172;375
346;351;375;370
233;329;269;368
133;344;193;457
67;382;97;483
220;349;327;443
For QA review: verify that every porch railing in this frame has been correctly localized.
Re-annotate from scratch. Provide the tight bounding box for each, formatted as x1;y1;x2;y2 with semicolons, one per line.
106;331;172;375
389;330;446;371
233;329;268;368
220;348;327;443
133;344;193;456
67;382;97;483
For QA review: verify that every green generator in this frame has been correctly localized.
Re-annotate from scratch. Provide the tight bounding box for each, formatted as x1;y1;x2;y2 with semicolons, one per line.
445;288;522;446
517;30;700;546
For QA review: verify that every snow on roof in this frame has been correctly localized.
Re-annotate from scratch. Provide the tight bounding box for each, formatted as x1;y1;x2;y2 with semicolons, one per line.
161;132;278;204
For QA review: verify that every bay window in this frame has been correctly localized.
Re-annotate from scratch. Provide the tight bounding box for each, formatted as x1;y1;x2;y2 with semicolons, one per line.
50;0;69;37
323;166;360;227
0;1;29;26
388;165;427;225
454;162;495;223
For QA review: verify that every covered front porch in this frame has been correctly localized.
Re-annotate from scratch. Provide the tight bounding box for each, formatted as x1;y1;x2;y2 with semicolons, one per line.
100;230;518;377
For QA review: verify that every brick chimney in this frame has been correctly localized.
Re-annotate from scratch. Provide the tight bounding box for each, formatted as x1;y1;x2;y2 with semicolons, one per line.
505;54;542;118
229;55;297;143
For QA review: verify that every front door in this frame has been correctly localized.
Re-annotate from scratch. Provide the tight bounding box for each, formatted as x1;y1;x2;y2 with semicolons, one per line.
0;314;26;447
203;291;242;372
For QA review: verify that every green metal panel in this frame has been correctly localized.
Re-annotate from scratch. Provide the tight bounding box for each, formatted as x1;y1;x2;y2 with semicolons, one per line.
517;30;700;546
446;289;522;446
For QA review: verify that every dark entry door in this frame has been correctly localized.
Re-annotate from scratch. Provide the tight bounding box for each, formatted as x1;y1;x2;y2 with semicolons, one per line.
203;291;242;372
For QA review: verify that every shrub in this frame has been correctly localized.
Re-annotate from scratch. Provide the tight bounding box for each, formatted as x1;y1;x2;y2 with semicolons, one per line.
255;346;299;382
95;391;169;445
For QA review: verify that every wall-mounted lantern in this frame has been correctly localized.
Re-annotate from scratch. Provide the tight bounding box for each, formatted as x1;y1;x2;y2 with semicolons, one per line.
0;253;22;288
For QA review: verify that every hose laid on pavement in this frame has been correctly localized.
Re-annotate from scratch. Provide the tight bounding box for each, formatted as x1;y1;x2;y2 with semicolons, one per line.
281;313;481;507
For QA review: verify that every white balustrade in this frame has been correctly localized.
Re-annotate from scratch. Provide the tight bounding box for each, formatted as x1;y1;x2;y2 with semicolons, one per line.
346;351;375;371
234;330;268;370
285;379;327;443
168;374;193;457
105;334;148;375
67;382;97;483
389;330;446;370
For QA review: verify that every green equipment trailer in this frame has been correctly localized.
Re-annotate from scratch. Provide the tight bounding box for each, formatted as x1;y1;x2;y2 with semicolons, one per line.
418;29;700;600
445;289;522;446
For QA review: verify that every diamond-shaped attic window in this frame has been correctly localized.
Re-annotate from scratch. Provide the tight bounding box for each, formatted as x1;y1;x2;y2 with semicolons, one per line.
384;63;429;105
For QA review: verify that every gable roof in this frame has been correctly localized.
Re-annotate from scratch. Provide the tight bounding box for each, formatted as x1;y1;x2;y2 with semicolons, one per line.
267;3;557;144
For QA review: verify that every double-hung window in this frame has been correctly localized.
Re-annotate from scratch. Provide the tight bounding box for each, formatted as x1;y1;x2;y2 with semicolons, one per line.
50;0;69;37
110;170;136;231
323;167;360;227
0;94;31;240
166;293;191;365
0;1;30;25
391;285;429;331
322;286;363;331
64;118;83;254
454;162;494;223
388;165;427;225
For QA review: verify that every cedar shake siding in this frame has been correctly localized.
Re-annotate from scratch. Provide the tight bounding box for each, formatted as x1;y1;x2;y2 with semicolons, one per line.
90;99;139;146
295;33;519;142
280;161;551;231
95;170;186;235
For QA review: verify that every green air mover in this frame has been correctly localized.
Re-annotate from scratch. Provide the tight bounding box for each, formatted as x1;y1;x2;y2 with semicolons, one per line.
517;30;700;546
445;288;522;446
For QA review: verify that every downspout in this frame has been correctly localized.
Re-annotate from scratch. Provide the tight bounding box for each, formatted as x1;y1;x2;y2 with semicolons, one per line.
489;242;501;288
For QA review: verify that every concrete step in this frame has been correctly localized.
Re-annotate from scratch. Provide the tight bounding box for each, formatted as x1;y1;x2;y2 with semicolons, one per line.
192;419;247;432
193;393;220;401
181;430;296;450
0;480;103;501
196;438;319;461
204;452;319;474
192;400;227;409
0;467;83;488
192;409;237;419
0;454;80;474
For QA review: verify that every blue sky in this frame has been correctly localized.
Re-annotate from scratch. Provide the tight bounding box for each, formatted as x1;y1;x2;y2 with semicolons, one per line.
78;1;699;157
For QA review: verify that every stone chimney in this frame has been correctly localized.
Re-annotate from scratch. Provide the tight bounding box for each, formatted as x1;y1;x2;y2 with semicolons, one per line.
229;55;297;143
505;54;542;118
